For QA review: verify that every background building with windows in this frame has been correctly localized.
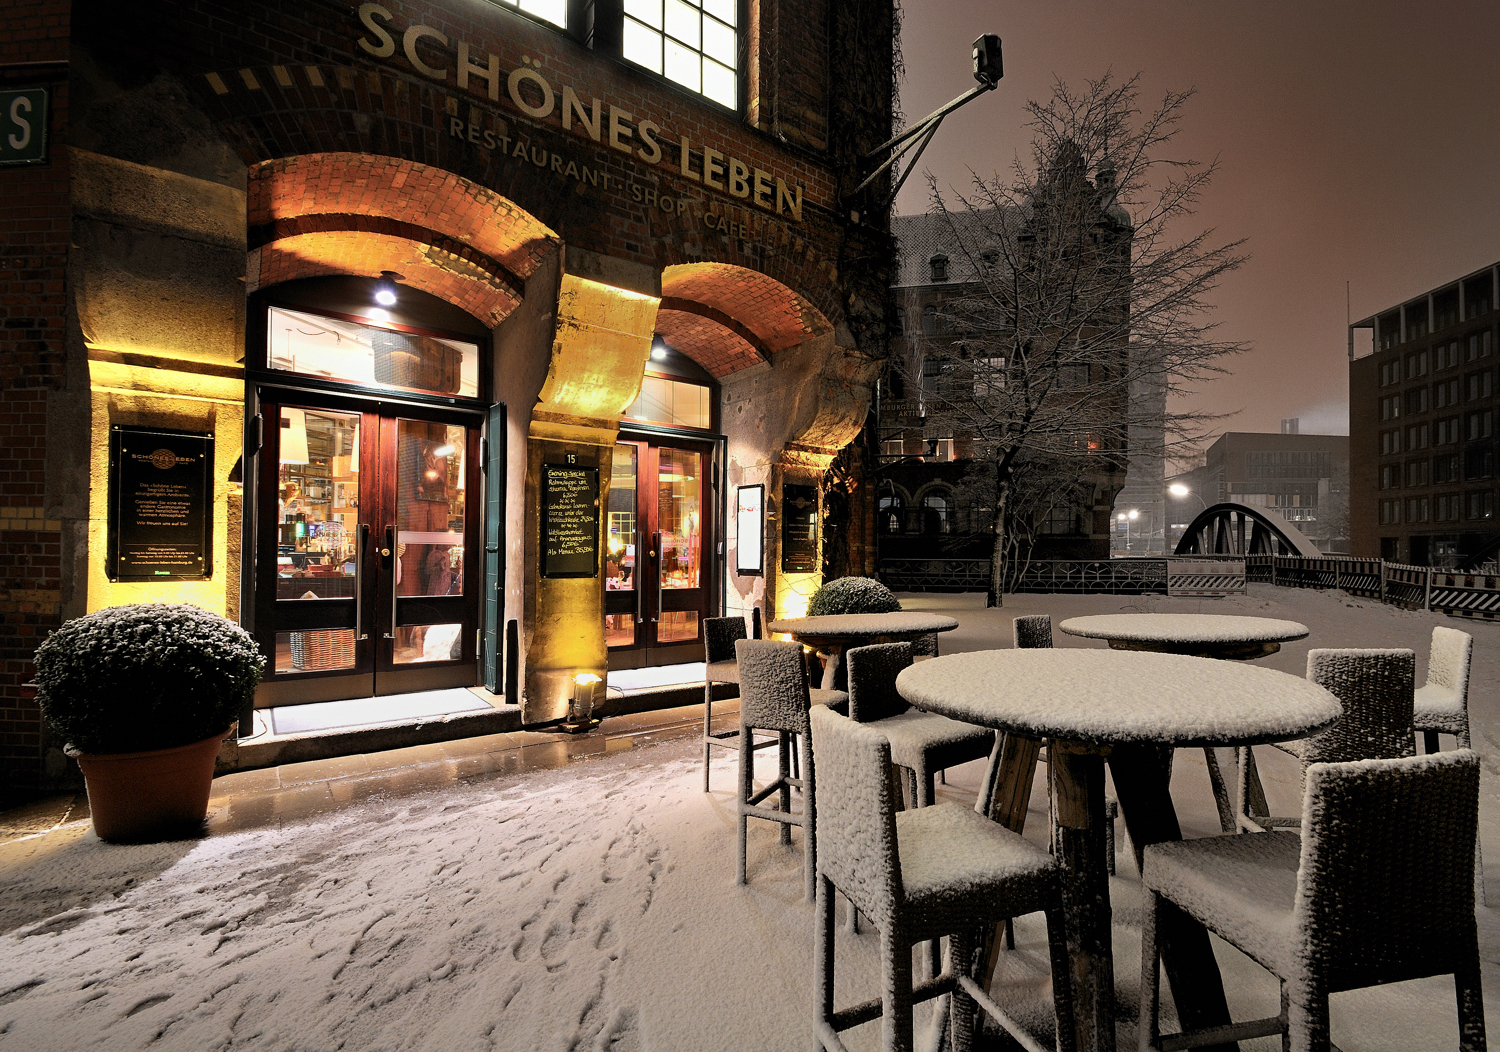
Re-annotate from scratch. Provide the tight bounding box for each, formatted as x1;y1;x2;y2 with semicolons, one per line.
1350;261;1500;566
1166;431;1349;554
0;0;896;790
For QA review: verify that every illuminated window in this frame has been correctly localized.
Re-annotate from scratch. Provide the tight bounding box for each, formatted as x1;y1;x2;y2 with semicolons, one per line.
623;0;737;109
624;375;712;429
491;0;566;28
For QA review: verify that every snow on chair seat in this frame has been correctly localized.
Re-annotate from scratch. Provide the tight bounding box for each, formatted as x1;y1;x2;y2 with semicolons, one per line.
1414;624;1473;752
810;705;1076;1052
1141;750;1485;1052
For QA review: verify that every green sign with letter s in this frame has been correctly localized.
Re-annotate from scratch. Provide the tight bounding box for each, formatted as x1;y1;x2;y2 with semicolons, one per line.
0;88;48;166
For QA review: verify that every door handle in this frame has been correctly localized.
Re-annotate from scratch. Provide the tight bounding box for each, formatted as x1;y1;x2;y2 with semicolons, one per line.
651;531;662;623
355;523;370;641
383;524;397;640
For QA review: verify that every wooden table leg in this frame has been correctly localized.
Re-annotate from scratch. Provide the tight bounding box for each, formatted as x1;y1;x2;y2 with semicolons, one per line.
979;734;1045;982
1051;741;1115;1052
1109;744;1238;1052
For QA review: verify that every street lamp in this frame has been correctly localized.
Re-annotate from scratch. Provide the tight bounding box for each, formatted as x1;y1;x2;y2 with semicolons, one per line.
1168;484;1207;550
1117;508;1139;553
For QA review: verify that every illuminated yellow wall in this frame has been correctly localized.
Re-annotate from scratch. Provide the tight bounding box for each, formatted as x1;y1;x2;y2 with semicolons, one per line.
521;253;660;722
72;150;247;618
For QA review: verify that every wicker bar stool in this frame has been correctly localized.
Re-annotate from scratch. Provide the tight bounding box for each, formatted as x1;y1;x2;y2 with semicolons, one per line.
845;642;994;810
735;639;846;902
1415;624;1473;753
702;613;776;792
810;705;1076;1052
1141;750;1485;1052
1239;648;1414;833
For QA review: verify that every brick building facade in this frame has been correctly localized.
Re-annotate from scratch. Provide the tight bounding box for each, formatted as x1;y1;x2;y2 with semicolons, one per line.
0;0;897;789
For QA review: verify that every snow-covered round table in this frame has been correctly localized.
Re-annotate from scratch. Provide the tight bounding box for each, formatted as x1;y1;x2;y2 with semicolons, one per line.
1058;613;1310;661
897;648;1341;1052
766;611;959;690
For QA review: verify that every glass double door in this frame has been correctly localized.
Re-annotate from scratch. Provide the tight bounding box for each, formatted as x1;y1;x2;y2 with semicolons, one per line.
605;435;716;669
254;392;481;704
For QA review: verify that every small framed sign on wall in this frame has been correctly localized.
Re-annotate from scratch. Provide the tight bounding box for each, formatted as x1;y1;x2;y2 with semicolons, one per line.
735;484;764;575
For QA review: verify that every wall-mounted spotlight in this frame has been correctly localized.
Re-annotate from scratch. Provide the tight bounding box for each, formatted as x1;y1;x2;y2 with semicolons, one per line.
374;270;401;306
650;337;668;361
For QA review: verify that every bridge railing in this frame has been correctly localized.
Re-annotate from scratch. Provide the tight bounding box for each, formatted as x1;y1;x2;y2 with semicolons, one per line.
879;553;1499;621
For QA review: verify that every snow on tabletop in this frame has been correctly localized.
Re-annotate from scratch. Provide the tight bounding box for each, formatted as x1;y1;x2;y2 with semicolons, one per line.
895;649;1341;746
766;612;960;637
1058;613;1309;644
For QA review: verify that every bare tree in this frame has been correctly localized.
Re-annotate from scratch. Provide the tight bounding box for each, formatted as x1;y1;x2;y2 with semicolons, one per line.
905;73;1248;605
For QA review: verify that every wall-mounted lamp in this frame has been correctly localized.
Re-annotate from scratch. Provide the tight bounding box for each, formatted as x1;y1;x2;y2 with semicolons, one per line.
560;672;603;734
374;270;401;307
650;337;668;361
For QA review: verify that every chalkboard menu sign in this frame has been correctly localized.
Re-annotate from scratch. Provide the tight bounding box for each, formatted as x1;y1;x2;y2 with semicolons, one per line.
108;426;214;581
781;483;819;573
542;462;600;578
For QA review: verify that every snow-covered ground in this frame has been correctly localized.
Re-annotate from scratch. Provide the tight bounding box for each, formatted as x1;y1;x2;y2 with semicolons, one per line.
1;584;1496;1050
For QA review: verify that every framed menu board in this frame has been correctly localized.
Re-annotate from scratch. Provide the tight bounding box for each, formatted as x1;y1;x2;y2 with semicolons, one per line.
107;425;214;581
735;484;764;575
781;483;819;574
542;462;600;578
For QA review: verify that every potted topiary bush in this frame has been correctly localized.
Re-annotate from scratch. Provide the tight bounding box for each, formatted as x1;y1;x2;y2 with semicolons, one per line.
806;576;902;616
34;603;265;843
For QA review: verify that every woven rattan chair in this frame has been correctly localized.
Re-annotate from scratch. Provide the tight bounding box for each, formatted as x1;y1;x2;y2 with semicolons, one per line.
1141;750;1485;1052
810;705;1076;1052
1415;625;1473;753
702;613;777;792
845;642;994;809
1238;648;1414;833
735;639;847;902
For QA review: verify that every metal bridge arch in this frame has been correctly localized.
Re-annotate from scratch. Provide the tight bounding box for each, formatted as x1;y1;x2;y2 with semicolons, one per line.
1173;502;1322;557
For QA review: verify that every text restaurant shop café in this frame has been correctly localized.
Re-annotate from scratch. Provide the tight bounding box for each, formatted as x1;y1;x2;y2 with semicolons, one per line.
2;0;898;783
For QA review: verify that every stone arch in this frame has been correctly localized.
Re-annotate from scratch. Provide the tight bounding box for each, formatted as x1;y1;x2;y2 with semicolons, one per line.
246;153;560;327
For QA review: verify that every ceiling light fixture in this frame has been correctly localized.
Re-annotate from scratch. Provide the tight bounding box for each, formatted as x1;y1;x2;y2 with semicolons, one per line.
374;270;401;307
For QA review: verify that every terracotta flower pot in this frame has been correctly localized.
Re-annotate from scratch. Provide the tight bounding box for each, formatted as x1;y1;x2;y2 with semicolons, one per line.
72;727;234;843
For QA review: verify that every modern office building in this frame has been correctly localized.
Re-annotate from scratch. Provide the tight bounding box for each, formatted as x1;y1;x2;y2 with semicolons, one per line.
1;0;898;789
1349;262;1500;566
1166;432;1350;554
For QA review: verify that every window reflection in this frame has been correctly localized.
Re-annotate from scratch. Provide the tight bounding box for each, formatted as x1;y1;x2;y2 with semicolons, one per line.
607;444;638;591
658;449;701;590
277;408;361;600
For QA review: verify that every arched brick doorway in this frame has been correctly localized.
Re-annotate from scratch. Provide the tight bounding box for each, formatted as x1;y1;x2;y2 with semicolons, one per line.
605;263;838;667
245;155;558;706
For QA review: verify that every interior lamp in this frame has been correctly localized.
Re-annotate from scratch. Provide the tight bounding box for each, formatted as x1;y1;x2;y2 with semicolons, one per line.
560;672;604;734
374;271;401;306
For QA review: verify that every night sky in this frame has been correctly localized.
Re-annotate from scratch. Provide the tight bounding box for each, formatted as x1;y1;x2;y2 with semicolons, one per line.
894;0;1500;447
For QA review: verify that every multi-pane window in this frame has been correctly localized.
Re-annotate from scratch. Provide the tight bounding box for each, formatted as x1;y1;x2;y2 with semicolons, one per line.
1468;330;1493;361
1436;341;1461;370
1467;491;1494;520
1407;497;1429;523
1407;460;1429;487
1434;453;1460;484
493;0;567;28
1466;446;1495;480
1437;416;1461;444
1381;429;1401;455
1380;394;1402;420
1467;410;1494;441
1380;359;1401;386
1435;379;1459;409
1406;387;1429;414
1380;499;1402;524
1406;423;1429;450
1467;370;1493;401
1380;464;1400;490
1437;494;1461;522
623;0;737;109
